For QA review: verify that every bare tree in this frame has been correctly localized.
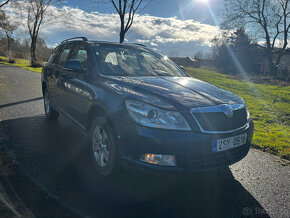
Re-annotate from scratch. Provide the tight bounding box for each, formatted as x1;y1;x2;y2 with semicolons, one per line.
15;0;62;67
0;10;17;60
222;0;289;76
0;0;9;8
110;0;147;43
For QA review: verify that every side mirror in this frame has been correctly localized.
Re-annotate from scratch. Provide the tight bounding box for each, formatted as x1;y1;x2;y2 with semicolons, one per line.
64;60;84;71
179;65;186;72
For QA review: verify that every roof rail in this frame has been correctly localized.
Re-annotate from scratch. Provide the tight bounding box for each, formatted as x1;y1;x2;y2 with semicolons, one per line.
61;37;88;44
131;43;146;47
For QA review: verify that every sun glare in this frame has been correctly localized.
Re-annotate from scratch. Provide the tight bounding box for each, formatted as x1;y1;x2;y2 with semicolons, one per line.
197;0;209;4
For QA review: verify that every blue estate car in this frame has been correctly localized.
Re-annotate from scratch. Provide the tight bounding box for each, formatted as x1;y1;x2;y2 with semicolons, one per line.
41;37;254;176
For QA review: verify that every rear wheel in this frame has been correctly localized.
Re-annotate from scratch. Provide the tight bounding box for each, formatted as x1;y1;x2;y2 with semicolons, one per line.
89;116;118;176
43;89;59;120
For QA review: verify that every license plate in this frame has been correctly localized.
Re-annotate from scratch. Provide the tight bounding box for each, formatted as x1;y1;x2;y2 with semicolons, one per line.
212;133;247;152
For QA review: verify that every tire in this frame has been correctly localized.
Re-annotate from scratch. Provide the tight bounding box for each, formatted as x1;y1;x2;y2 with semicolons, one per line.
89;116;118;176
43;89;60;120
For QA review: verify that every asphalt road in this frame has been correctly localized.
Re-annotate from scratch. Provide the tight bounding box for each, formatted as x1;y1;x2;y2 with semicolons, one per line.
0;64;289;218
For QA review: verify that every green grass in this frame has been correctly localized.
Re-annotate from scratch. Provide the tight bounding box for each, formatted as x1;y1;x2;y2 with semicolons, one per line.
187;67;290;160
0;56;42;73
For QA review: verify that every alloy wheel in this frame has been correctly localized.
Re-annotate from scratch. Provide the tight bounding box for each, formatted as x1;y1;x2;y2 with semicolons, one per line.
92;126;110;167
44;92;50;114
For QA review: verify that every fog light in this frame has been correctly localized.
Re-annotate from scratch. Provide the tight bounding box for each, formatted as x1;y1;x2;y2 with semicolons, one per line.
140;154;176;166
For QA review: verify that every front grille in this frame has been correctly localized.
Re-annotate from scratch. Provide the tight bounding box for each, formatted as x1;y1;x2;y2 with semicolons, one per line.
192;107;247;132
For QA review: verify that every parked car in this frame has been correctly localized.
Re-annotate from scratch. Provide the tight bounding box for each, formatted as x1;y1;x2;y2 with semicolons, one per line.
41;37;254;176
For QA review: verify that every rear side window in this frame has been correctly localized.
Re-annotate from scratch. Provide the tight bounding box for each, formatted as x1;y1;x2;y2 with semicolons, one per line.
68;43;88;69
54;43;74;66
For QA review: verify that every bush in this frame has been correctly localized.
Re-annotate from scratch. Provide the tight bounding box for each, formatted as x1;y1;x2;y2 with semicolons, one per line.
30;62;43;68
8;59;15;64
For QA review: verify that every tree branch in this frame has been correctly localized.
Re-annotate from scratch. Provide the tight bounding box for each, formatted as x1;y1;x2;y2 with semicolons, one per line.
111;0;120;15
109;0;146;42
0;0;9;8
272;14;282;49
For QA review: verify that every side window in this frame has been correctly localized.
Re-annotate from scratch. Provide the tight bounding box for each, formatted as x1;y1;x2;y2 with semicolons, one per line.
54;43;74;66
47;47;59;63
68;43;88;69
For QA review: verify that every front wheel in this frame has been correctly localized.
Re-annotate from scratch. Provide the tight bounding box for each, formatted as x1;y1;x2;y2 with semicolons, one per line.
89;117;118;176
43;89;59;120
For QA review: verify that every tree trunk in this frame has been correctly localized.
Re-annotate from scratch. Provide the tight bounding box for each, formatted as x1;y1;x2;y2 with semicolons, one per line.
6;34;11;60
275;50;285;69
120;31;125;43
30;38;36;67
7;37;10;59
119;15;125;43
268;62;278;77
266;50;278;77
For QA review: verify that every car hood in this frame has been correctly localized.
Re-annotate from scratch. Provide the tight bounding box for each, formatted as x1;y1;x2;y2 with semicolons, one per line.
104;76;244;110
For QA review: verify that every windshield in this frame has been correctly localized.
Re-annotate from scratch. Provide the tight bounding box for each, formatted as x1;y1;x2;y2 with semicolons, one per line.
94;45;186;77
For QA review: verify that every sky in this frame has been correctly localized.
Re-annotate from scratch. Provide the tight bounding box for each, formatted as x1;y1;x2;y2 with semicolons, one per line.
8;0;223;57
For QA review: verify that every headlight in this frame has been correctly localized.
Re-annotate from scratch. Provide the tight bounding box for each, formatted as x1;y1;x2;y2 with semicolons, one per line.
125;100;191;130
245;106;251;121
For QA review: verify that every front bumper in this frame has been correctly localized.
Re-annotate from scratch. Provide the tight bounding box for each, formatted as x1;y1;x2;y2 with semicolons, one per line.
113;119;254;172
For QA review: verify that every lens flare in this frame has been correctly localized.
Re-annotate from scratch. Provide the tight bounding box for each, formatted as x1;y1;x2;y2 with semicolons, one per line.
197;0;209;4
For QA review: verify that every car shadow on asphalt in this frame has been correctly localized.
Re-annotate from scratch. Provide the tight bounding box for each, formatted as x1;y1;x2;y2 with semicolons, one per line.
0;115;270;218
0;97;43;109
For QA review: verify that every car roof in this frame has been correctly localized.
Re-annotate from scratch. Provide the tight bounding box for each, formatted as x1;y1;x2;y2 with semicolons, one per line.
89;41;146;47
60;37;146;48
